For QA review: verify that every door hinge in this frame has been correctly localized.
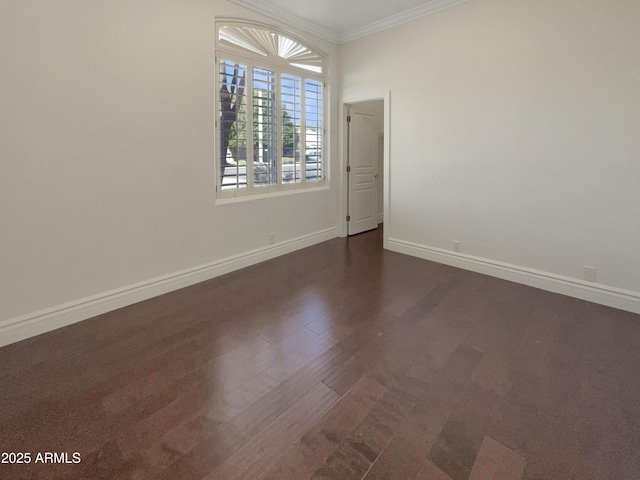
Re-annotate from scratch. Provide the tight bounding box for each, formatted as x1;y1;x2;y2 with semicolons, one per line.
347;115;351;122
346;165;351;173
346;215;351;222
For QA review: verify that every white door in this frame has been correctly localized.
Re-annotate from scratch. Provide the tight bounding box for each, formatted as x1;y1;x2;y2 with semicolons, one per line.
348;111;379;235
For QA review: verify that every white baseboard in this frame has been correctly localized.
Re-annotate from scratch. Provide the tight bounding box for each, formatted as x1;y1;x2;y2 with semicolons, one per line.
0;227;339;348
378;213;384;224
388;237;640;315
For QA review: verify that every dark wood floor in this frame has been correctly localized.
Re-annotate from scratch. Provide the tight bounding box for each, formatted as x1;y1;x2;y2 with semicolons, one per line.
1;228;640;480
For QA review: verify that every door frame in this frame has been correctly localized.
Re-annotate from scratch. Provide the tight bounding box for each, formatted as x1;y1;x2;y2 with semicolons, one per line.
339;91;391;249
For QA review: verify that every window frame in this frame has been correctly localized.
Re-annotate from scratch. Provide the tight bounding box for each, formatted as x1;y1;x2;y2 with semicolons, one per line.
215;22;327;199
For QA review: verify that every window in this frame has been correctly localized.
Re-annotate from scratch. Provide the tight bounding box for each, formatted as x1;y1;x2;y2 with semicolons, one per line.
216;22;326;197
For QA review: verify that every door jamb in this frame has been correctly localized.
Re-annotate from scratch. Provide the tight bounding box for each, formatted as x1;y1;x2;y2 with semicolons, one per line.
339;91;390;249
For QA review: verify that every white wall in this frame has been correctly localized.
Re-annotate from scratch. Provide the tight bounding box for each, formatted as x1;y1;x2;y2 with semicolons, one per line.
340;0;640;305
2;0;639;344
0;0;340;341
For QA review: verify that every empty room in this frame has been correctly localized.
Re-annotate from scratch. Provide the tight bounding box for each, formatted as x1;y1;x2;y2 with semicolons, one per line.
1;0;639;479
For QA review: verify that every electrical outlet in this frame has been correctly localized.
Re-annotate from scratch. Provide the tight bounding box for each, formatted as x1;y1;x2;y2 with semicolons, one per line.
269;233;275;245
453;240;461;253
583;265;596;282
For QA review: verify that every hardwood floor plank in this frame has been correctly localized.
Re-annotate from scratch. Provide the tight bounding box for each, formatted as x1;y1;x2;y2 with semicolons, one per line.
468;436;525;480
100;334;272;415
363;436;428;480
203;324;352;422
206;382;340;480
470;352;512;397
414;460;454;480
2;228;640;480
310;330;449;480
321;334;391;395
258;376;387;480
152;327;385;480
428;415;486;480
360;350;452;480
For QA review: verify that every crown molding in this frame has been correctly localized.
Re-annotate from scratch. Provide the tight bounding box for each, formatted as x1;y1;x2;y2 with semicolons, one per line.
229;0;475;44
228;0;341;44
340;0;475;43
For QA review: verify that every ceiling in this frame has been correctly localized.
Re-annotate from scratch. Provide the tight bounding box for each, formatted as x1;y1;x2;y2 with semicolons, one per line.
229;0;474;44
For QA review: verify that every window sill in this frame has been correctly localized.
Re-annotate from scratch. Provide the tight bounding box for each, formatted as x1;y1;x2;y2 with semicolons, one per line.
215;184;330;205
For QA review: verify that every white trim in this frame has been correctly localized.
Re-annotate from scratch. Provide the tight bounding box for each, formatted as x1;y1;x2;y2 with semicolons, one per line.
216;184;329;205
378;213;384;224
0;228;339;348
382;93;391;250
216;21;327;72
388;237;640;315
341;0;475;43
340;93;390;249
227;0;341;44
229;0;474;44
215;17;329;58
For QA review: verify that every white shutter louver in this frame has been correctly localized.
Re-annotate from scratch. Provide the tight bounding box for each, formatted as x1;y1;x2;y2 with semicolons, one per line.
219;24;324;74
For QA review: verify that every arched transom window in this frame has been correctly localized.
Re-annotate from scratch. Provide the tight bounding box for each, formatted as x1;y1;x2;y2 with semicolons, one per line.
216;22;326;198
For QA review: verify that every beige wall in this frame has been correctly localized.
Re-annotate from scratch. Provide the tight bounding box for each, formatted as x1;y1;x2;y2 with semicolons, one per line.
0;0;340;327
340;0;640;295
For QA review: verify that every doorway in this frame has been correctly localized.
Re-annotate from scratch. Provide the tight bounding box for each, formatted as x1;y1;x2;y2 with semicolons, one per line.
346;100;385;236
